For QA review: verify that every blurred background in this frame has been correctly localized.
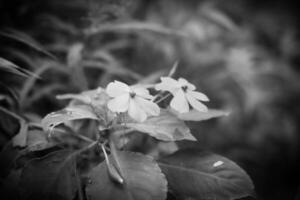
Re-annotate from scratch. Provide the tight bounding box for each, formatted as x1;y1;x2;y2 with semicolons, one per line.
0;0;299;199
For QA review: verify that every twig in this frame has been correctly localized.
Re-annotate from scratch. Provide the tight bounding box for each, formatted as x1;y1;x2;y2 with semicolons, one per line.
108;136;124;180
101;143;124;184
76;141;98;155
154;92;172;104
71;132;95;143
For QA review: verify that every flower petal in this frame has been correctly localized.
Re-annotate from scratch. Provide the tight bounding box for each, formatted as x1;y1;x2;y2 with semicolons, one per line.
135;96;160;116
107;94;130;112
187;90;209;101
178;78;188;85
128;99;147;122
132;86;153;99
106;80;130;97
186;93;208;112
155;77;180;94
170;90;189;113
178;78;196;90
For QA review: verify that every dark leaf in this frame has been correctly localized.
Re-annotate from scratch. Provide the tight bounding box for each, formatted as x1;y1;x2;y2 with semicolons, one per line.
0;82;19;106
82;55;143;80
0;142;20;178
86;151;167;200
201;7;237;31
0;30;56;59
123;109;196;141
0;169;22;199
159;148;255;200
0;57;38;78
19;61;68;106
19;150;78;200
0;94;5;101
38;15;78;35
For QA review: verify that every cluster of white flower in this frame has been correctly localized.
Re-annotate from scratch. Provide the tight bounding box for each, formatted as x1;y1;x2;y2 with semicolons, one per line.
106;77;209;122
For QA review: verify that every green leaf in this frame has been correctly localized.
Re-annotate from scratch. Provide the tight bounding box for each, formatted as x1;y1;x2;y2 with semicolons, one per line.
123;109;196;141
82;55;143;80
19;150;78;200
138;69;166;84
86;151;167;200
172;109;230;121
12;120;28;147
13;126;55;151
0;57;38;78
0;107;30;148
0;83;19;105
158;148;255;200
25;129;55;152
86;21;185;37
56;87;108;107
0;30;56;59
41;105;99;131
57;88;116;123
0;94;6;101
67;43;83;67
201;7;237;31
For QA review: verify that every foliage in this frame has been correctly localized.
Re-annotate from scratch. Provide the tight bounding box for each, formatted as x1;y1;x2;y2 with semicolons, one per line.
1;66;254;200
0;0;299;200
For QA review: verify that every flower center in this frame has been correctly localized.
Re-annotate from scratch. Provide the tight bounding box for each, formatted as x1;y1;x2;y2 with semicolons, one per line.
129;92;136;98
181;85;188;92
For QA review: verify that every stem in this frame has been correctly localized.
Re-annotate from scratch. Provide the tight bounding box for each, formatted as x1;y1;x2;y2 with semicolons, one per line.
77;141;98;155
108;135;124;179
72;132;95;143
28;122;43;129
75;160;84;200
152;91;164;102
47;127;95;143
168;61;178;77
154;92;172;104
101;143;124;184
101;144;110;166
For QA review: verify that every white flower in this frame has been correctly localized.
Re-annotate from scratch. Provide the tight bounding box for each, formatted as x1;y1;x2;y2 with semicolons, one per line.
106;80;160;122
155;77;209;113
